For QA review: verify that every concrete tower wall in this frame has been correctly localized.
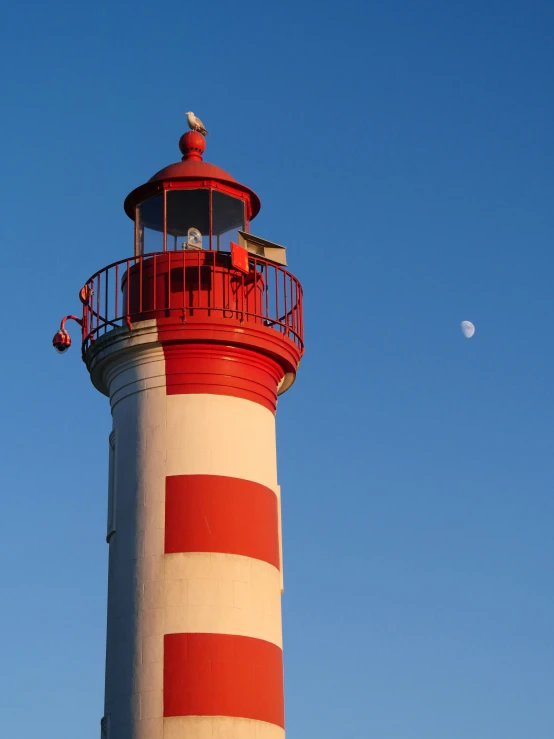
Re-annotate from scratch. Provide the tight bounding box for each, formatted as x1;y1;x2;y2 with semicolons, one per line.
96;323;286;739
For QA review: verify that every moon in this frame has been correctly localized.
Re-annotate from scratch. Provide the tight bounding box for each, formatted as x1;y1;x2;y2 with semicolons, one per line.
461;320;475;338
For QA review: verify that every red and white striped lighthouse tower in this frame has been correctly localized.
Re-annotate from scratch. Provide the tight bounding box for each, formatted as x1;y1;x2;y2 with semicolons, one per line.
54;126;304;738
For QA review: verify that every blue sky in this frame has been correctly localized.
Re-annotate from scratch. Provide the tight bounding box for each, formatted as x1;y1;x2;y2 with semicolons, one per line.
1;1;553;737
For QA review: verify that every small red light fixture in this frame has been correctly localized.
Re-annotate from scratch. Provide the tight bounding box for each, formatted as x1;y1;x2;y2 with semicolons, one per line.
52;315;83;354
52;328;71;354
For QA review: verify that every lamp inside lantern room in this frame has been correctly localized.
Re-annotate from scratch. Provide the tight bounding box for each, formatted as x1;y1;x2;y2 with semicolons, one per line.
135;188;248;255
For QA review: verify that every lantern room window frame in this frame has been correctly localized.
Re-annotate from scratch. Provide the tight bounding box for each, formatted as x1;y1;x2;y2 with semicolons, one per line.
133;181;252;257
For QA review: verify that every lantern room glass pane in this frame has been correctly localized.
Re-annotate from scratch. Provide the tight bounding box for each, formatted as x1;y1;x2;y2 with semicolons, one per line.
166;189;210;250
212;191;245;252
136;194;163;255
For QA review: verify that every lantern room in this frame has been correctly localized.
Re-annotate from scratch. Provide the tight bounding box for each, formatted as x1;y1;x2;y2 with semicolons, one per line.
123;131;261;255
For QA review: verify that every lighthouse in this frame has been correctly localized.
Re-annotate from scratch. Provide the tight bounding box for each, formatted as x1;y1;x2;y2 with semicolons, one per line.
53;125;304;738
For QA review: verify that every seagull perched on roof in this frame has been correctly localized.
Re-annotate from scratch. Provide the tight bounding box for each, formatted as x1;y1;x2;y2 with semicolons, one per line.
185;111;209;136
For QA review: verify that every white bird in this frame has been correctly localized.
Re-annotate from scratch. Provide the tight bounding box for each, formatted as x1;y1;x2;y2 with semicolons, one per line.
185;111;209;136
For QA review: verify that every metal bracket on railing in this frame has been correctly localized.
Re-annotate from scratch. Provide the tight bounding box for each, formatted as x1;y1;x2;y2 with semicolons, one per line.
61;315;83;330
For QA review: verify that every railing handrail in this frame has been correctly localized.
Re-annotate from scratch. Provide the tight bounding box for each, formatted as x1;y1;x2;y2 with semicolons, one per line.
80;249;304;358
84;250;304;294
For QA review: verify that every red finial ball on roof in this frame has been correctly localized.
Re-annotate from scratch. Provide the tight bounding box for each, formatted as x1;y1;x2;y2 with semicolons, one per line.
179;131;206;161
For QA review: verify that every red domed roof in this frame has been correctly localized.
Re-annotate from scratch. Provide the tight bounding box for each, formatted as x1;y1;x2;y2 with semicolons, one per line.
124;131;260;220
149;131;237;183
148;158;237;183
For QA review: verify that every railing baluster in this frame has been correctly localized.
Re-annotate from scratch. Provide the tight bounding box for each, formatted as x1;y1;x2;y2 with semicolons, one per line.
182;249;186;315
215;251;218;317
91;277;94;339
105;269;109;336
139;254;143;313
274;266;278;333
209;250;213;318
167;251;171;311
283;271;288;336
153;254;157;312
290;277;294;339
197;250;201;315
241;265;245;320
115;264;119;320
264;264;269;321
126;259;130;320
97;273;101;337
223;252;228;318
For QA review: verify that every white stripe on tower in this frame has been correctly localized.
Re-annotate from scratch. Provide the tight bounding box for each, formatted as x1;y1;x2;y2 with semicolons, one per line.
96;323;286;739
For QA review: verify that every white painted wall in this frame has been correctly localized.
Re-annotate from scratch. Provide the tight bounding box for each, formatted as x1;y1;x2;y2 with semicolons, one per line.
99;335;284;739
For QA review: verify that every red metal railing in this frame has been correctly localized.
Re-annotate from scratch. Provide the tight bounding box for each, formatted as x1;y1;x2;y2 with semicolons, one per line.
80;250;304;356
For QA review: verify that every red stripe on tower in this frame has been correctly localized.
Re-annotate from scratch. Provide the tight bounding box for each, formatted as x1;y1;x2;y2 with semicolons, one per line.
164;633;285;728
165;475;280;570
